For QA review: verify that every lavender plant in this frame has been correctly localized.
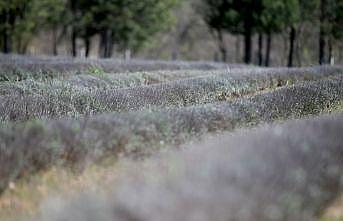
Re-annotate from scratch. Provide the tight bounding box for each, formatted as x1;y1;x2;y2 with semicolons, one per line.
0;76;342;194
0;66;341;121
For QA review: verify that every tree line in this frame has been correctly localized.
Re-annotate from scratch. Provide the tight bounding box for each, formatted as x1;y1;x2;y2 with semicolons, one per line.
0;0;178;58
199;0;343;66
0;0;341;65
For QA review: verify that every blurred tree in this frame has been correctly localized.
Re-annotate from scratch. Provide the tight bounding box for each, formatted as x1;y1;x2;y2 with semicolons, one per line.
0;0;66;54
290;0;319;66
198;0;231;62
200;0;262;64
105;0;178;58
319;0;343;64
258;0;299;67
200;0;339;67
67;0;97;57
200;0;298;65
0;0;29;53
319;0;328;65
236;0;262;64
38;0;67;55
67;0;178;58
170;0;199;60
329;0;343;63
66;0;79;57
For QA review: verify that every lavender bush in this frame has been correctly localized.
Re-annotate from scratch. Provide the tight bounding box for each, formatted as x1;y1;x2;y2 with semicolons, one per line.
39;113;343;221
0;66;341;121
0;76;342;194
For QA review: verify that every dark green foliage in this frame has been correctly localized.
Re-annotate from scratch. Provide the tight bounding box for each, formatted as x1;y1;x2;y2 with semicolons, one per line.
199;0;299;64
199;0;342;66
0;0;66;54
258;0;299;33
0;0;178;56
331;0;343;40
68;0;179;57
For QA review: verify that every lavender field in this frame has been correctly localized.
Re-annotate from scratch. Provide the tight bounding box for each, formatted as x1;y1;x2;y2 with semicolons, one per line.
0;55;342;221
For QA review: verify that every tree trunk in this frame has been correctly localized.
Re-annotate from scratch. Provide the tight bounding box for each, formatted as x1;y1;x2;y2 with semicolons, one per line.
52;27;58;56
2;12;12;53
99;30;106;58
107;31;114;58
295;25;303;67
258;33;263;66
328;38;333;65
69;0;77;57
3;29;10;54
84;37;90;58
217;29;227;62
319;31;326;65
243;22;252;64
288;26;296;67
265;33;272;67
235;36;241;63
99;29;113;58
319;0;326;65
20;40;29;54
71;27;77;57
